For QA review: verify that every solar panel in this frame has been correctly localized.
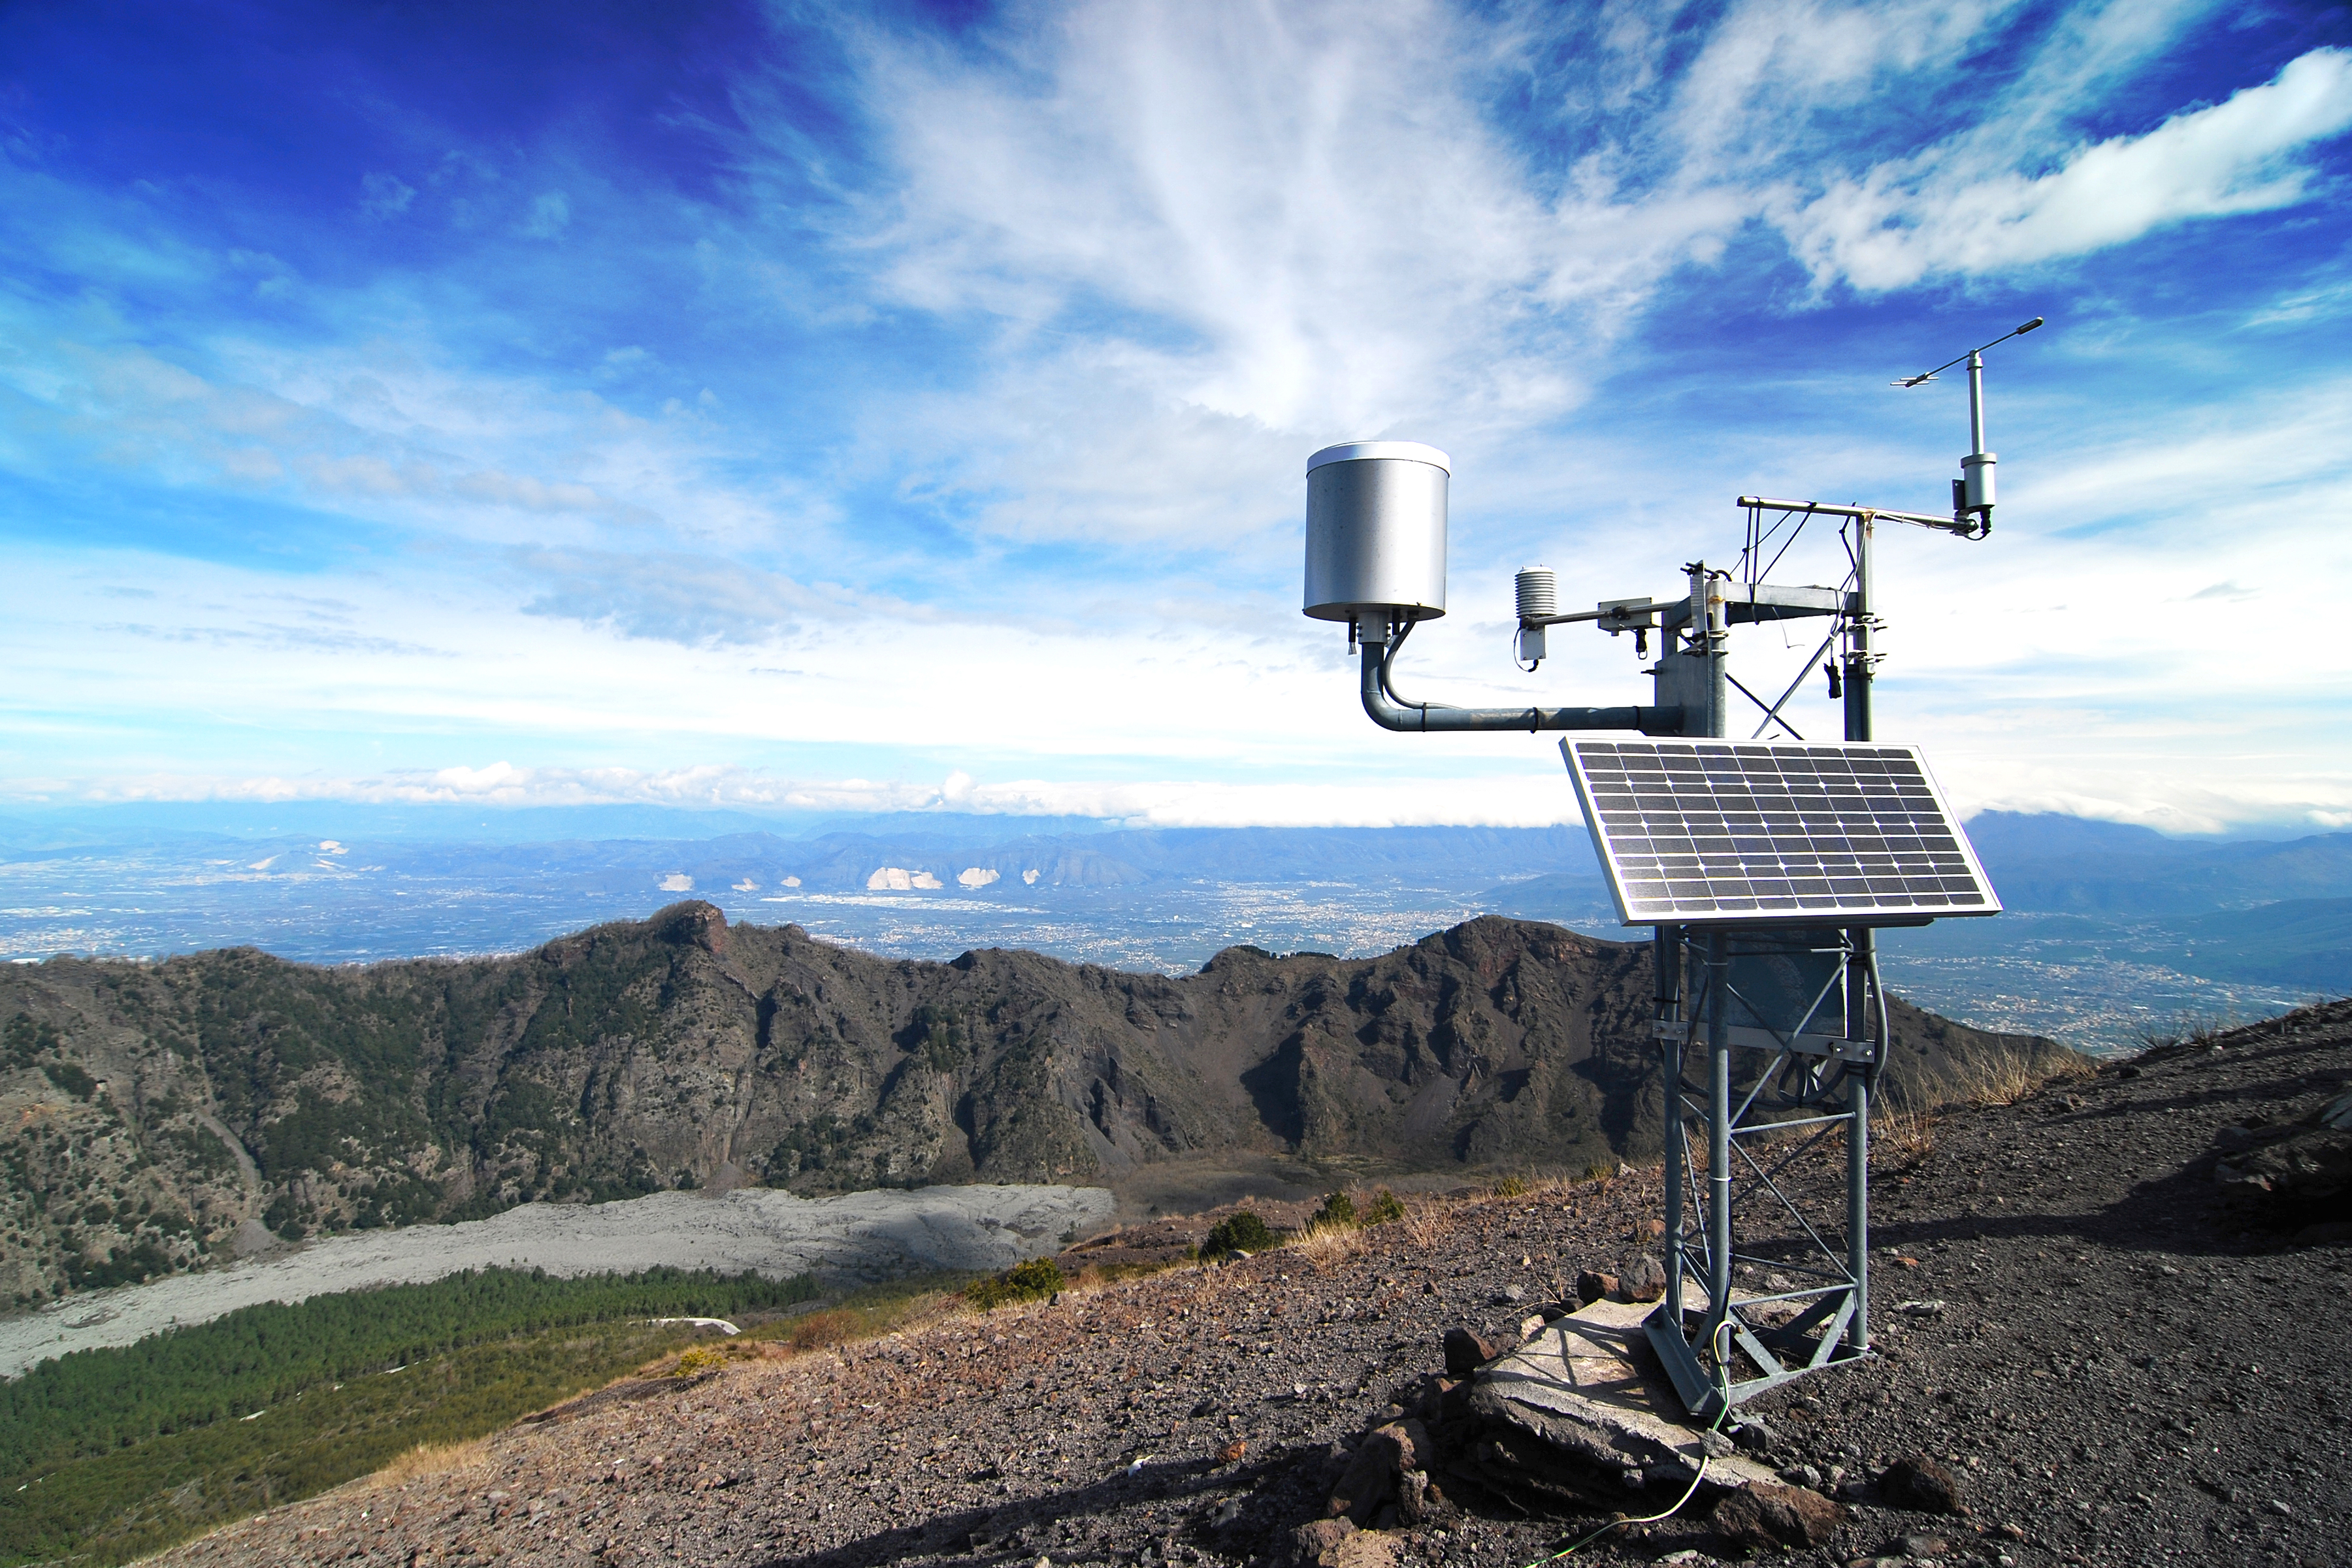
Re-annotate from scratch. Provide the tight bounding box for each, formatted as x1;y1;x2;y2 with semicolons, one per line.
1563;738;2001;926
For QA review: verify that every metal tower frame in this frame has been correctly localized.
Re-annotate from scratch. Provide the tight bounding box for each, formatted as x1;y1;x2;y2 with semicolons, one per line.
1646;919;1882;1420
1639;502;1904;1420
1304;320;2040;1422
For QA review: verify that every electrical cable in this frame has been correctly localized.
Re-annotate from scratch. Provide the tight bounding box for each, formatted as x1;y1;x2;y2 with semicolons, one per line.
1379;618;1418;711
1509;1324;1735;1566
1379;617;1463;715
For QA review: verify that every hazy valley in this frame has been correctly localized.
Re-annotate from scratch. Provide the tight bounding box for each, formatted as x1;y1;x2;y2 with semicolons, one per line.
2;808;2343;1055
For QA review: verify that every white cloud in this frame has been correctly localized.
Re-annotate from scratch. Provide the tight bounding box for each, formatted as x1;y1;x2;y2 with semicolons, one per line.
841;0;1740;452
520;191;571;238
8;2;2351;838
0;759;1590;827
358;172;416;220
432;762;529;795
804;3;2351;554
514;547;811;645
1668;0;2019;168
1786;47;2352;289
0;332;787;547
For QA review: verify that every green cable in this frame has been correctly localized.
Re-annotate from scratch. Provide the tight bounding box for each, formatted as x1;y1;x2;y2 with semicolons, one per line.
1512;1321;1735;1566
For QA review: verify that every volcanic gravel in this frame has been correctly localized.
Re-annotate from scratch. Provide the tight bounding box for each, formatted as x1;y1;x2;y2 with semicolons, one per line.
154;1006;2352;1568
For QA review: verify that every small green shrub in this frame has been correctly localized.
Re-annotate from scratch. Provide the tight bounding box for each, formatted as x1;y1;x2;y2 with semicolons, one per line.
1309;1190;1358;1230
1361;1188;1405;1226
41;1062;96;1100
1200;1209;1276;1259
673;1343;728;1377
963;1254;1066;1311
1492;1174;1531;1198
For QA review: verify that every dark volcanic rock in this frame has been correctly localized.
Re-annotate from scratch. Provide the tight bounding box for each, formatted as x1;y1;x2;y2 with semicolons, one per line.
1879;1454;1966;1514
2213;1114;2352;1231
1327;1420;1426;1524
1442;1327;1496;1377
1709;1480;1845;1549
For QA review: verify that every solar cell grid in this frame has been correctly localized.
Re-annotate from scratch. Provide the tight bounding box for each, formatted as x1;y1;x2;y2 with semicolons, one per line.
1563;738;2000;926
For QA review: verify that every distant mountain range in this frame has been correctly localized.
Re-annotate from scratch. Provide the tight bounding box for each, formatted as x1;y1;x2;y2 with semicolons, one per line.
0;813;1601;895
1480;811;2352;1001
5;804;2345;911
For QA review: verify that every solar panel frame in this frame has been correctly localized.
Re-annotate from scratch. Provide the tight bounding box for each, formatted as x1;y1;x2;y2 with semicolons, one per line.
1563;738;2001;928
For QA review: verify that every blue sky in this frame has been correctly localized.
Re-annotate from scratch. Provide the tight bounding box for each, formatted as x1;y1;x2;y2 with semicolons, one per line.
1;0;2347;834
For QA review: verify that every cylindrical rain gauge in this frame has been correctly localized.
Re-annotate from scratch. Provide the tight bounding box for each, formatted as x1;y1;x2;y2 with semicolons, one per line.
1303;442;1450;625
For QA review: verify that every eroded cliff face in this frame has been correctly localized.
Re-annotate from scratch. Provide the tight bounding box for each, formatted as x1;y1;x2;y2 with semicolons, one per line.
0;904;2071;1301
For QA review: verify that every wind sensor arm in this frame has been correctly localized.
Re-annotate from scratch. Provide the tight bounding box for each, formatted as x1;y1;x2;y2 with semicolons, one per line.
1895;316;2043;534
1891;317;2043;389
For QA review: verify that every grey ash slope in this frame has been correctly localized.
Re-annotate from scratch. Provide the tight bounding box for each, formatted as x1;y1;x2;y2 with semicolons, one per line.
0;905;2067;1303
150;1003;2349;1568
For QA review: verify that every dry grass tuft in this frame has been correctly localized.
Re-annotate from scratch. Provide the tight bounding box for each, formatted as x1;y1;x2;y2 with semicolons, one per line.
776;1307;866;1349
369;1437;491;1490
1291;1220;1366;1267
1872;1103;1939;1166
1937;1044;2096;1107
2134;1007;2234;1051
1400;1195;1451;1251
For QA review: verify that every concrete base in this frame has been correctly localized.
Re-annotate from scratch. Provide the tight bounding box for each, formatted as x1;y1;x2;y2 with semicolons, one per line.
1469;1298;1780;1492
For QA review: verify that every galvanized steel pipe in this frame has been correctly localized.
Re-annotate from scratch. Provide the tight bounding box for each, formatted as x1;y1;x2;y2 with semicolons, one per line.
1358;640;1674;734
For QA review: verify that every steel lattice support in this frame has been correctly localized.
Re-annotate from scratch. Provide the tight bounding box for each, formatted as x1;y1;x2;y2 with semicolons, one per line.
1644;923;1884;1422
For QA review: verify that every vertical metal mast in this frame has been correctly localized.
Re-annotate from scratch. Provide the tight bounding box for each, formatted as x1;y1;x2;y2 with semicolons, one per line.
1656;923;1685;1331
1843;515;1875;1356
1703;924;1732;1360
1967;351;1987;453
1663;510;1886;1403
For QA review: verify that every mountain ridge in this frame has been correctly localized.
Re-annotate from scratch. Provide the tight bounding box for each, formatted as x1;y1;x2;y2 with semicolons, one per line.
1;906;2072;1305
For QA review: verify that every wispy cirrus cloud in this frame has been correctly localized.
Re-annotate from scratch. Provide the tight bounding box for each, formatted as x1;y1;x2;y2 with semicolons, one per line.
97;621;455;658
515;547;814;645
1;0;2349;836
1786;46;2352;289
796;1;2352;553
840;0;1735;437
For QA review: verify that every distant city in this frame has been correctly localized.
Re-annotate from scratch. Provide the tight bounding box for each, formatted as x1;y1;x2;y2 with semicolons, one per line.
1;806;2340;1056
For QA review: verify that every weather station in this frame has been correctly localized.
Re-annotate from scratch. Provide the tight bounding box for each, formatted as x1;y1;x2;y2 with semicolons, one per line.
1299;319;2043;1424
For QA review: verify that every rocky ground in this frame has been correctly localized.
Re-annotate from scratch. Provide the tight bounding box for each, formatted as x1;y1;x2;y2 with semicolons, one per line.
154;1004;2351;1568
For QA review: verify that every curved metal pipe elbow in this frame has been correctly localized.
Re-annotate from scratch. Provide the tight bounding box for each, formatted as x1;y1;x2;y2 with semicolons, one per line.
1358;643;1676;735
